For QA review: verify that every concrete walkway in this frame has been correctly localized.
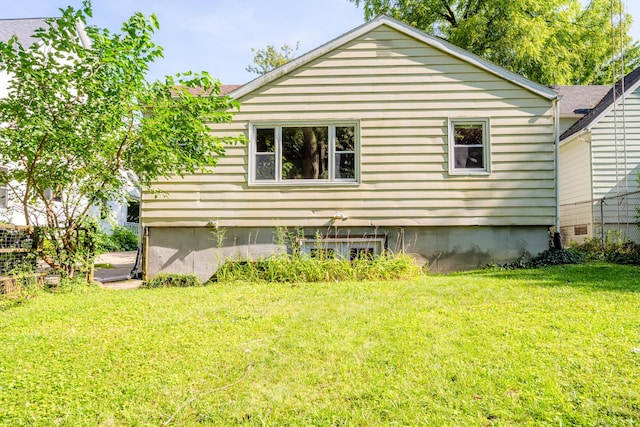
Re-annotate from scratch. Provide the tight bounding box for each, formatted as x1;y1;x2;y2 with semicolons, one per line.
94;251;142;289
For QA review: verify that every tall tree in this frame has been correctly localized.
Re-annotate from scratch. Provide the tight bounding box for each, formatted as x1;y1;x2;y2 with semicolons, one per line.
246;42;300;75
0;1;245;277
349;0;639;85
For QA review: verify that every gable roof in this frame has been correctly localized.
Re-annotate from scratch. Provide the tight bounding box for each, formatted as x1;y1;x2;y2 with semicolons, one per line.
550;85;610;118
0;17;90;49
229;15;558;101
0;18;52;44
560;66;640;142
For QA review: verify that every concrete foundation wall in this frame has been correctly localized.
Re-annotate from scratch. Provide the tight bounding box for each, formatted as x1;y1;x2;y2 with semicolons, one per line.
145;225;550;281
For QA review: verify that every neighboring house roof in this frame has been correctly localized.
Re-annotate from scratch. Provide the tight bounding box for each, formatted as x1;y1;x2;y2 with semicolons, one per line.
171;84;241;97
0;17;52;44
550;85;610;118
0;17;90;50
229;15;558;101
220;85;241;95
560;66;640;142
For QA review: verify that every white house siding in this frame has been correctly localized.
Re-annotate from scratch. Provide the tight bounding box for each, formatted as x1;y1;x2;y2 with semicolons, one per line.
559;117;581;135
591;89;640;199
559;136;594;242
142;25;556;279
590;88;640;234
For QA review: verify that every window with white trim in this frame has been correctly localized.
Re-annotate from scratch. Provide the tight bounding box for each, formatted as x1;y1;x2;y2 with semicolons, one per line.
299;237;384;261
448;118;490;174
251;123;358;184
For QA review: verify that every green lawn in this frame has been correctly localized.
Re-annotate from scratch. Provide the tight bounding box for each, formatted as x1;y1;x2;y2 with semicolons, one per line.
1;263;639;426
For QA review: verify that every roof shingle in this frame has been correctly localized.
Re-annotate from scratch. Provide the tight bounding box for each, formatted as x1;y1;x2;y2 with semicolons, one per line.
0;18;53;45
550;85;610;117
560;66;640;141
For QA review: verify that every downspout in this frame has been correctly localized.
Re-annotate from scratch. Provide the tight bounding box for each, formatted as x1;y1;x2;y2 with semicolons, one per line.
553;97;562;248
143;226;149;280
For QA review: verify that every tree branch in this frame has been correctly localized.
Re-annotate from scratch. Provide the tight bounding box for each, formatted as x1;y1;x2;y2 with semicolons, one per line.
439;0;458;26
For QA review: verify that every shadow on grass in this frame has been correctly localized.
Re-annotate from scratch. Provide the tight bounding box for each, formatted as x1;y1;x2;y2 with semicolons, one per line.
470;263;640;293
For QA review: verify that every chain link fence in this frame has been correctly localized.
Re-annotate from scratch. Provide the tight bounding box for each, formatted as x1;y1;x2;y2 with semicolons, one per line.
0;225;41;276
560;190;640;245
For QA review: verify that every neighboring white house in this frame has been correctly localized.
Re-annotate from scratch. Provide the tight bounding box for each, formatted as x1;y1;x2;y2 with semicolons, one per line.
558;66;640;243
0;17;139;235
141;15;560;280
1;19;53;223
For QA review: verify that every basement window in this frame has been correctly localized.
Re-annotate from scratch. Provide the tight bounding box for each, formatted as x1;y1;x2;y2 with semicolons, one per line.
299;237;384;261
574;225;588;236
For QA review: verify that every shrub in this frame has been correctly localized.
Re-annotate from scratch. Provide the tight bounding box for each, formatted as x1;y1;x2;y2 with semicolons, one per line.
489;248;585;270
142;273;202;288
110;226;138;251
93;226;138;253
93;228;120;253
528;248;585;267
210;252;423;283
570;236;640;265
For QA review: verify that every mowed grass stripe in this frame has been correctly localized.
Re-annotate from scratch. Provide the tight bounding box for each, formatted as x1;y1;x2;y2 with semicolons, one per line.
0;263;639;425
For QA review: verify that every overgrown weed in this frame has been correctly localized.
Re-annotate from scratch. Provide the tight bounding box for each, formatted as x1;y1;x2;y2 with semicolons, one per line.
211;251;423;283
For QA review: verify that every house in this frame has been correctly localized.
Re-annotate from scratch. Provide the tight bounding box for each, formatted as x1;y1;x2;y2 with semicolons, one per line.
551;85;610;135
558;67;640;244
0;17;139;236
1;19;53;221
141;15;560;279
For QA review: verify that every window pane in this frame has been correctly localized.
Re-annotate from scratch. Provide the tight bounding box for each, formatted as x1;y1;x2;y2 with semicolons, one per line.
255;153;276;180
256;128;275;153
336;126;355;151
349;247;374;261
310;247;335;258
335;152;355;179
127;201;140;223
282;127;328;180
0;187;6;209
0;166;6;209
454;124;483;146
454;146;484;169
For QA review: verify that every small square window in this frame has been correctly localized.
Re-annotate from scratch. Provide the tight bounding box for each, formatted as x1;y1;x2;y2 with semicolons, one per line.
574;225;588;236
449;119;490;174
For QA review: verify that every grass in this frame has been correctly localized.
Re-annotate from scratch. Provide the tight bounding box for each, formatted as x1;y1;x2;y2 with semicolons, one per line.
93;263;114;269
1;263;639;425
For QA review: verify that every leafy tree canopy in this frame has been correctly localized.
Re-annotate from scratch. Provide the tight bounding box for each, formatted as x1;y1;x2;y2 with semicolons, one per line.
0;1;245;276
246;42;300;75
349;0;640;85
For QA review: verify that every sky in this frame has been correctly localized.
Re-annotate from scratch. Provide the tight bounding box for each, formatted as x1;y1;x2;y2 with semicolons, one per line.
3;0;640;85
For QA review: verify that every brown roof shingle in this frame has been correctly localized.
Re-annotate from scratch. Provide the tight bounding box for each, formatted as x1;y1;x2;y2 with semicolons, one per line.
550;85;610;117
560;66;640;141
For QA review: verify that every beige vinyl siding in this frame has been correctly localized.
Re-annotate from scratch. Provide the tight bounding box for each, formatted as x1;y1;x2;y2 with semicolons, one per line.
559;136;593;234
143;26;556;228
559;137;592;205
589;87;640;227
559;117;581;135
